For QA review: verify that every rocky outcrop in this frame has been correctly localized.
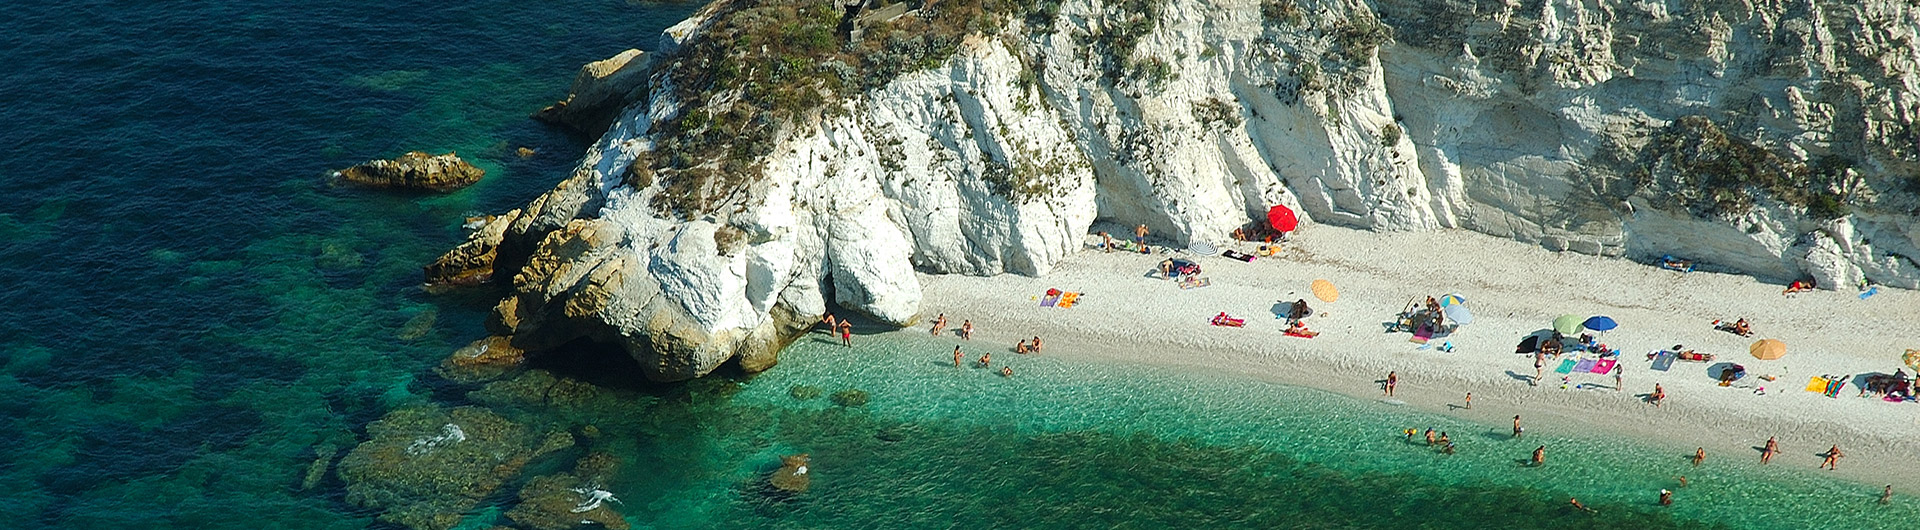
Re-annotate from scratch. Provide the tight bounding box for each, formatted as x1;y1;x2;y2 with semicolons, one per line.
533;49;655;138
423;211;518;288
336;151;485;191
440;0;1920;382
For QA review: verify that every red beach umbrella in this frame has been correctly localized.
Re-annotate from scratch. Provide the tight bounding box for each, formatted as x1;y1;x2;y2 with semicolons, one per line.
1267;204;1298;233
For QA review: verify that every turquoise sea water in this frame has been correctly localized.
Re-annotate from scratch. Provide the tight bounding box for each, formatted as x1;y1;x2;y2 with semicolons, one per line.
0;1;1902;529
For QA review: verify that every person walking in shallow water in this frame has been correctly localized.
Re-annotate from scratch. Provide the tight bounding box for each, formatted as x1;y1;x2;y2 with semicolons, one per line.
1882;485;1894;505
1513;415;1524;439
953;346;963;368
837;320;853;347
1531;445;1546;466
1424;428;1436;446
1761;437;1779;464
1692;447;1705;467
1384;371;1398;396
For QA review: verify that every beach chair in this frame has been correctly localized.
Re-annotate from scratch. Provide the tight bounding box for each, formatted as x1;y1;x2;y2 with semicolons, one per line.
1385;298;1421;332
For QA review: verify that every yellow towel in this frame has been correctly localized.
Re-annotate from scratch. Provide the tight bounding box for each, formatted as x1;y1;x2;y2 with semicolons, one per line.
1805;376;1829;393
1058;292;1079;308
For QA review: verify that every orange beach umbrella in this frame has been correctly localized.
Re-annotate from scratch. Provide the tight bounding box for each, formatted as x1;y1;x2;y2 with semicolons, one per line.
1750;339;1787;360
1310;279;1339;302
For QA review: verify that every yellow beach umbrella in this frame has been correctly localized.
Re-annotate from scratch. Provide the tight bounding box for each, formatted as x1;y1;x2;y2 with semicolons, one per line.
1310;279;1340;302
1903;349;1920;371
1750;339;1787;360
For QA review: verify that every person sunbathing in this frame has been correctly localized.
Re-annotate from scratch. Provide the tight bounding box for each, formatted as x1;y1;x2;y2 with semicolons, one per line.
1783;280;1815;294
1732;318;1752;336
1286;320;1319;337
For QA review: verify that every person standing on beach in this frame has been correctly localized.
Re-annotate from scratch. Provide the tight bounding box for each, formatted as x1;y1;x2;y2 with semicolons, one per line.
1821;445;1844;470
1532;445;1546;466
953;346;963;368
1100;231;1113;252
961;320;973;340
1761;437;1778;464
1533;355;1544;386
1613;364;1623;392
1134;223;1149;250
1384;371;1398;396
821;314;837;332
1692;447;1705;467
837;320;853;347
1513;415;1524;439
1465;392;1473;409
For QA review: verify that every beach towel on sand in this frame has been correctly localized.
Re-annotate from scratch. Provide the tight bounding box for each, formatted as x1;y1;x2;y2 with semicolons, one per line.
1058;292;1080;308
1555;358;1578;374
1650;351;1677;372
1805;376;1828;393
1574;359;1597;373
1040;292;1060;307
1178;277;1211;290
1591;358;1617;374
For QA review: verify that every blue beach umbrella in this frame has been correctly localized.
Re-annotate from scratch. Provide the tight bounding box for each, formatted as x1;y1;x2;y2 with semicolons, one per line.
1443;304;1473;325
1583;316;1618;332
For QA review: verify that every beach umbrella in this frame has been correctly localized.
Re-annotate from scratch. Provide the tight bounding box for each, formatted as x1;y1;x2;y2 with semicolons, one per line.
1582;316;1618;332
1267;204;1299;233
1443;304;1473;325
1905;349;1920;371
1750;339;1787;360
1551;314;1585;335
1188;240;1218;256
1310;279;1339;302
1438;293;1467;307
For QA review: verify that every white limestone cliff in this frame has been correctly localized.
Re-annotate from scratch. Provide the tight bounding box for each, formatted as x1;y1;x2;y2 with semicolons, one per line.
448;0;1920;381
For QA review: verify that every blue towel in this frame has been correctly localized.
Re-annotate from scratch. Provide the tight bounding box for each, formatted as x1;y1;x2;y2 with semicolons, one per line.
1861;287;1879;300
1650;351;1677;372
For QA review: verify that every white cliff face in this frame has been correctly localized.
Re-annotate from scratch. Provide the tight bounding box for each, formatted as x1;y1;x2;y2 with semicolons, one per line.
465;0;1920;381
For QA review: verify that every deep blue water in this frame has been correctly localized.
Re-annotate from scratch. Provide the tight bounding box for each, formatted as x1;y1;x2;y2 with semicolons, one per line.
0;1;1899;529
0;1;695;527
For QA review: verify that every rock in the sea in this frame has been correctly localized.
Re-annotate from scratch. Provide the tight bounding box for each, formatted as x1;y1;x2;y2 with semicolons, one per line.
532;49;653;138
505;453;628;530
435;335;527;384
337;406;566;530
424;210;519;288
768;453;810;493
336;151;484;192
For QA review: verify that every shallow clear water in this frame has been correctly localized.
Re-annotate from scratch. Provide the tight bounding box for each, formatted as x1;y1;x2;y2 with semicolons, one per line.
0;0;1901;529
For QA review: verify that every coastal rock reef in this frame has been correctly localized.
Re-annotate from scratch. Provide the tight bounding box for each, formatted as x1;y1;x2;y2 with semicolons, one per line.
337;151;485;191
437;0;1920;381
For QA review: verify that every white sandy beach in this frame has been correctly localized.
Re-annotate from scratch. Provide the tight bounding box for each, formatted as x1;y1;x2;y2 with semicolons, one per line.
903;225;1920;490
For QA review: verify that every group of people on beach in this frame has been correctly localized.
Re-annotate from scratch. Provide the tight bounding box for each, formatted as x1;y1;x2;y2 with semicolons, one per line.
930;313;1035;378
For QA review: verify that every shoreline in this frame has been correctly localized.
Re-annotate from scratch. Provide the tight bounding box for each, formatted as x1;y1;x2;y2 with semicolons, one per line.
899;225;1920;492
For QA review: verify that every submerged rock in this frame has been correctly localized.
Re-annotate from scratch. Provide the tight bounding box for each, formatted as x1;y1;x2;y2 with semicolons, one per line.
768;453;811;493
337;406;565;530
506;453;628;530
335;151;484;192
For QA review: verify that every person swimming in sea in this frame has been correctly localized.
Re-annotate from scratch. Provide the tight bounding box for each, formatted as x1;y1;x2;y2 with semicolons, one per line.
1658;489;1672;506
1404;428;1417;443
1569;497;1596;513
978;352;991;368
1000;366;1013;377
1424;428;1436;446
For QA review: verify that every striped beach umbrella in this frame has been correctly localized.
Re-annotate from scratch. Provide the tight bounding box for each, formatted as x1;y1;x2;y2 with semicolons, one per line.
1905;349;1920;371
1188;240;1218;256
1438;293;1467;307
